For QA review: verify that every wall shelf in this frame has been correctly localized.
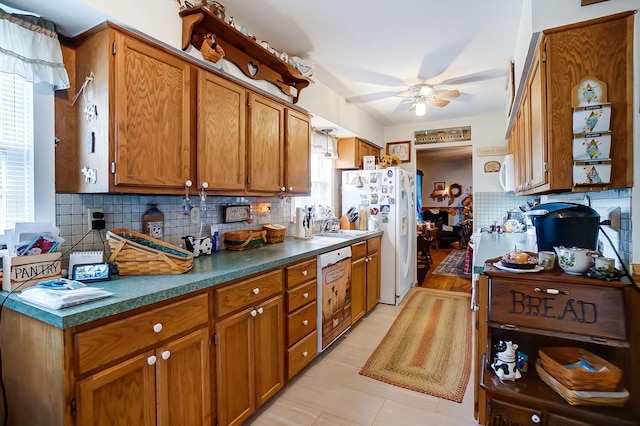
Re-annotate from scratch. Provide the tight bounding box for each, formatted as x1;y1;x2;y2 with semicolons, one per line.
180;6;312;103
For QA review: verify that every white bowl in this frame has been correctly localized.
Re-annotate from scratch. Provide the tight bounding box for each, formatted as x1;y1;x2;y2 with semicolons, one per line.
554;246;596;275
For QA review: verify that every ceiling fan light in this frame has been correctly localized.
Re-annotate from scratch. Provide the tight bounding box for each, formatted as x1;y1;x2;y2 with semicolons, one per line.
419;85;433;96
415;101;426;117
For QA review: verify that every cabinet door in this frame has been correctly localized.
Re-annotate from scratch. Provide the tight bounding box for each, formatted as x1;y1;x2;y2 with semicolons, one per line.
254;295;285;408
247;93;284;193
528;46;547;190
285;109;311;194
351;256;367;324
197;70;246;191
77;352;157;426
487;399;543;426
113;32;192;190
216;308;255;426
366;250;380;312
156;328;210;426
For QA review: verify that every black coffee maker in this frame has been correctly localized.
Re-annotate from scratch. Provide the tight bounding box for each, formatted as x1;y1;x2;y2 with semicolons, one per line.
527;202;600;251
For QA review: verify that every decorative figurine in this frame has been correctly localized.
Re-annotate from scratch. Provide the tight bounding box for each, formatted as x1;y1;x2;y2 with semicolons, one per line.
491;340;522;381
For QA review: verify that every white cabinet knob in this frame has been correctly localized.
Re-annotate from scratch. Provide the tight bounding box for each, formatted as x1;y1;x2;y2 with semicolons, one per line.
302;351;308;357
288;186;293;192
303;292;309;299
257;307;264;315
161;350;171;361
302;270;308;276
302;319;309;326
250;309;257;317
531;414;541;424
280;186;286;192
153;323;163;333
147;355;157;366
201;181;208;189
253;288;260;295
185;180;192;187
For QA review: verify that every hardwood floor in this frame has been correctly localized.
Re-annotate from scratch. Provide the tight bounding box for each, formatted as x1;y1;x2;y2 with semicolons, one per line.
420;244;473;293
246;286;477;426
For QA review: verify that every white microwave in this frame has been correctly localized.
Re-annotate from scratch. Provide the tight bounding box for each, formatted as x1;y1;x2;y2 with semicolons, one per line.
499;154;515;192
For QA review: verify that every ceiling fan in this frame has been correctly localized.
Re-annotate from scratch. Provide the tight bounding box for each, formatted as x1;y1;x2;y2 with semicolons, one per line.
400;84;460;116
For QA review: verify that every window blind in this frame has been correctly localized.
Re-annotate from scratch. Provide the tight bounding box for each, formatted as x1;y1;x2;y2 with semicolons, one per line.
0;72;34;232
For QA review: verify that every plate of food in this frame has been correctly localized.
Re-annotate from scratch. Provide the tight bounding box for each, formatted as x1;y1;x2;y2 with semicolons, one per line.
499;250;540;270
493;261;544;273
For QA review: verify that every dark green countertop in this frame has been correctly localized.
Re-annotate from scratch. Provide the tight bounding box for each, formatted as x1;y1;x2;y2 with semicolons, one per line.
2;231;382;329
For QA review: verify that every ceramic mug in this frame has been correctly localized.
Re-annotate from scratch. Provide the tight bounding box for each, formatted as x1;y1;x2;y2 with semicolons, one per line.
538;251;555;270
595;256;615;272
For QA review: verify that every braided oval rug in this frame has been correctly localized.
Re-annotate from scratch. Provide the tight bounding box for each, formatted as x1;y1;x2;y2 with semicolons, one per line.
359;288;472;402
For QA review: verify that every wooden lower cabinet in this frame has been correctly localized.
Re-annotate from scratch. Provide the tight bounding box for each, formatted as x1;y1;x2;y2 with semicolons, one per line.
77;328;210;426
351;237;381;325
215;295;284;426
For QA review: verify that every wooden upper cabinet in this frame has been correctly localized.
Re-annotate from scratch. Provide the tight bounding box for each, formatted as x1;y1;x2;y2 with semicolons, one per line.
284;109;311;195
528;44;548;191
197;70;246;191
247;93;284;193
335;137;380;169
112;32;192;190
511;12;633;195
56;26;193;194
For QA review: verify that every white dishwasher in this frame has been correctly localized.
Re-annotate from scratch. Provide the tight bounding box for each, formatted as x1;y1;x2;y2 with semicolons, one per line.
317;246;352;352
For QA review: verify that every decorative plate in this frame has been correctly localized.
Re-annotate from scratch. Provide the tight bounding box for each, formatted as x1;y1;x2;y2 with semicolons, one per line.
493;262;544;273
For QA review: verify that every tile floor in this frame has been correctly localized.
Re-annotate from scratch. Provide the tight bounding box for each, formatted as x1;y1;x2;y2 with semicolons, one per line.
247;288;477;425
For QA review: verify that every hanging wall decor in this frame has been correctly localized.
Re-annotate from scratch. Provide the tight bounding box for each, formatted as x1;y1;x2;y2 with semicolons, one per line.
571;76;611;190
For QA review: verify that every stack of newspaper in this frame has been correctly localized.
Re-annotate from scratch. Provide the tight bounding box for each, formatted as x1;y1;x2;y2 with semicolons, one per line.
17;278;113;309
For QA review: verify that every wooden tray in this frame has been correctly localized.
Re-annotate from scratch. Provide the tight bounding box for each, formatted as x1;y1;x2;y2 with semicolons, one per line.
536;361;629;406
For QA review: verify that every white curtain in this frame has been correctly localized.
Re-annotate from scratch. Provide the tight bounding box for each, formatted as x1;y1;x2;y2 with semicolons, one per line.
0;8;69;90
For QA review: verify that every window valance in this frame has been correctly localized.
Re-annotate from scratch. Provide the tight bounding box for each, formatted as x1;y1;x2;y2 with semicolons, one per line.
0;8;69;90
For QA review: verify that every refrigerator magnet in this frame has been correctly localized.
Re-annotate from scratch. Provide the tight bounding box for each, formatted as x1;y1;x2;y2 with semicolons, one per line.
387;169;394;177
380;205;390;213
389;197;395;204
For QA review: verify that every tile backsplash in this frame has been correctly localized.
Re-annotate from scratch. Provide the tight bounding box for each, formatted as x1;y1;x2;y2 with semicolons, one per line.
55;193;296;267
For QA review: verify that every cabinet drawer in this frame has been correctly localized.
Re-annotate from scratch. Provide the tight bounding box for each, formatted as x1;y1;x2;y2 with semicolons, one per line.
286;280;317;313
75;293;209;374
488;398;543;426
287;301;317;347
215;269;283;317
285;258;317;289
351;241;366;260
367;237;380;253
489;279;626;341
287;330;317;379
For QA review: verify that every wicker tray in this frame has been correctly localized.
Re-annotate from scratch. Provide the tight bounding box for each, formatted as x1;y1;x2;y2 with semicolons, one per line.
107;228;194;275
538;347;621;391
536;361;629;406
263;224;286;244
224;230;266;251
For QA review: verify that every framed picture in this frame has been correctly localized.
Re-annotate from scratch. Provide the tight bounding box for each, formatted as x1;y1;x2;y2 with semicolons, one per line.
434;182;446;191
386;141;411;162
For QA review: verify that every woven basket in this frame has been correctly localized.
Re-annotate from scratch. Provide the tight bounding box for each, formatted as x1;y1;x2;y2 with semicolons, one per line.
263;224;286;244
107;228;194;275
200;36;225;63
538;347;621;391
536;361;629;406
224;230;266;251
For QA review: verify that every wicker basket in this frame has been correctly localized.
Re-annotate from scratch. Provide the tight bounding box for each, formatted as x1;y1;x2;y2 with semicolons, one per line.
538;347;621;391
200;35;225;63
107;228;194;275
263;224;286;244
536;361;629;406
224;230;266;251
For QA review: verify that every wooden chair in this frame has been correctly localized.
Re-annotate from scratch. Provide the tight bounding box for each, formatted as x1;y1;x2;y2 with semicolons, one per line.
417;233;433;269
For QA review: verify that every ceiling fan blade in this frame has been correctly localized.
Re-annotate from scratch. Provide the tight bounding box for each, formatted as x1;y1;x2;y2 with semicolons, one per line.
429;99;450;107
408;104;416;112
437;69;505;86
345;91;402;104
436;89;460;99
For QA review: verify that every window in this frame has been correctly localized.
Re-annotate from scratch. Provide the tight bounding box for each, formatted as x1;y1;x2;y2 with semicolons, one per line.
0;73;34;232
293;130;336;216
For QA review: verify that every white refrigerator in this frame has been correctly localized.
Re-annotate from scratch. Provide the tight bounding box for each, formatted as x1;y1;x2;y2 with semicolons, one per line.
342;167;416;305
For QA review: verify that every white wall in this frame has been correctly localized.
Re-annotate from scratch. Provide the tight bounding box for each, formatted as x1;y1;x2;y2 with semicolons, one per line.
384;113;508;193
78;0;385;145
